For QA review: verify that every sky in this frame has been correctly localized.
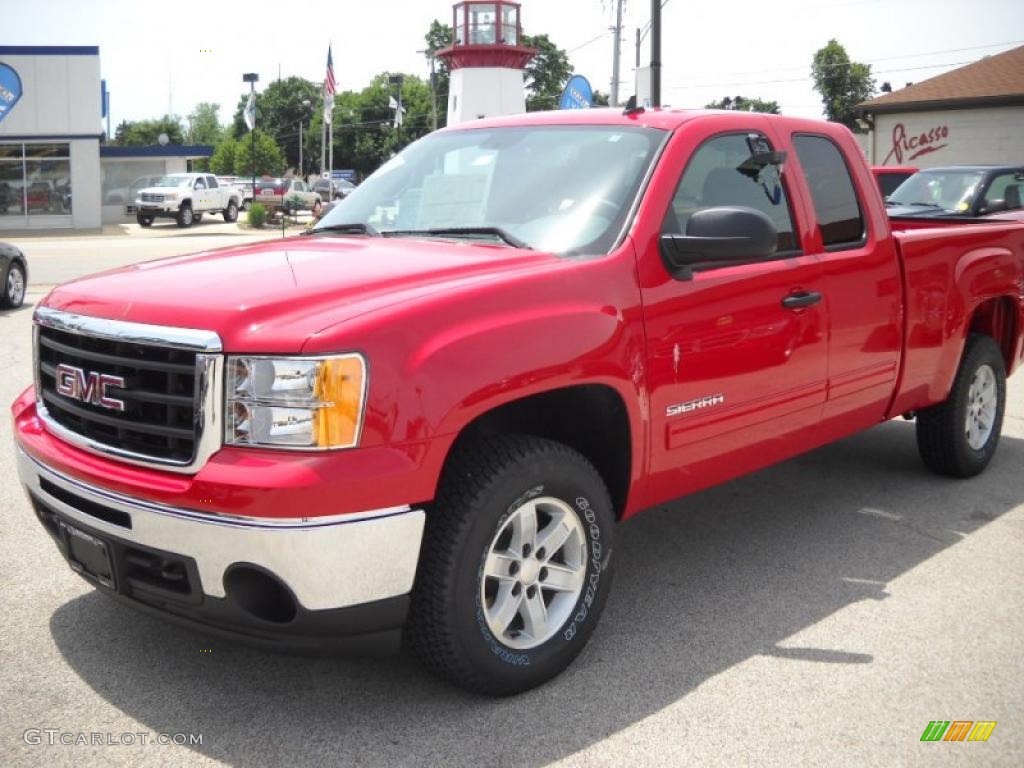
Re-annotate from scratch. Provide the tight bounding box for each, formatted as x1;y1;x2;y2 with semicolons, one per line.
5;0;1023;129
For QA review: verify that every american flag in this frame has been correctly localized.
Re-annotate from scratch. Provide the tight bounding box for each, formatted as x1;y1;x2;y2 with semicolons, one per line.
323;45;336;123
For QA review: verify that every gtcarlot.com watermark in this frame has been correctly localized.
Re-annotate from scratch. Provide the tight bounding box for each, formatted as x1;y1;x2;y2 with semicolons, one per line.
24;729;202;747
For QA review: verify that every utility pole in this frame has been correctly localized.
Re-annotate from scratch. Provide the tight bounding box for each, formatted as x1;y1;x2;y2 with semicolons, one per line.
610;0;625;107
651;0;661;107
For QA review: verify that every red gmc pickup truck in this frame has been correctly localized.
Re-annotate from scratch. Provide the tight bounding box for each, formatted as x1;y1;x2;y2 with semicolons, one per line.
12;108;1024;695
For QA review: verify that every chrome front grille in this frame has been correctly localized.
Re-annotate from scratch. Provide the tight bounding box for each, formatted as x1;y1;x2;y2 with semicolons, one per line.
140;193;164;203
34;308;224;473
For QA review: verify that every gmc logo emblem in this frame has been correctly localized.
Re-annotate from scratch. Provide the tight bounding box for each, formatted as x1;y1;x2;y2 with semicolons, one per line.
55;364;126;412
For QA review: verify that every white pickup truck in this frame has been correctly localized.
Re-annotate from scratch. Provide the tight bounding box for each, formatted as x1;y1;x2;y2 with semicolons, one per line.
134;173;241;228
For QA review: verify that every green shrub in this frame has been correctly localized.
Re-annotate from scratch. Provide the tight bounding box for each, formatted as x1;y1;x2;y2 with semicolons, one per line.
247;202;267;228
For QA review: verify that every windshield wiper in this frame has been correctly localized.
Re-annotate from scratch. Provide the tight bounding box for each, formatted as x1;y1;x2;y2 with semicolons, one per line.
304;222;380;237
904;202;945;209
381;226;529;249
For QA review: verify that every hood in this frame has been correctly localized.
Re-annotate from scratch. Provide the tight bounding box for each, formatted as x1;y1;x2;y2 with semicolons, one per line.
41;235;563;352
136;185;187;196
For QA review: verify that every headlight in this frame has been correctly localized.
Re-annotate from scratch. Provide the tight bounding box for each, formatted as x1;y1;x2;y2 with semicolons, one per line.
225;355;366;449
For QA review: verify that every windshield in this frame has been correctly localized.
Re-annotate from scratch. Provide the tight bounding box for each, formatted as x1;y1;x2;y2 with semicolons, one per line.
154;175;193;188
888;170;985;212
313;125;666;255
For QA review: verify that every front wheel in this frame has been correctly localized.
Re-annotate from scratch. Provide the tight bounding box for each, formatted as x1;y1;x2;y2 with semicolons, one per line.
176;204;193;228
916;333;1006;477
223;201;238;222
1;260;26;309
136;214;153;227
407;435;615;695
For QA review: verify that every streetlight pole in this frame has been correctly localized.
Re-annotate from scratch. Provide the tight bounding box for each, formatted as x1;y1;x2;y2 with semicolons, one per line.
299;98;311;181
242;72;259;202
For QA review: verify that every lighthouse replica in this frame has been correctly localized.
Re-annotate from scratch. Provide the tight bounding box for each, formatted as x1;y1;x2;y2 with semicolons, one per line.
436;1;536;125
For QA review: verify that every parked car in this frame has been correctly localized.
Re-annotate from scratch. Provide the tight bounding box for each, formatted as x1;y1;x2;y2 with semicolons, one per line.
220;177;256;207
26;181;57;213
134;173;241;228
13;109;1024;695
312;177;355;201
871;165;917;198
0;241;27;309
215;176;252;210
256;177;322;215
886;165;1024;218
109;175;165;211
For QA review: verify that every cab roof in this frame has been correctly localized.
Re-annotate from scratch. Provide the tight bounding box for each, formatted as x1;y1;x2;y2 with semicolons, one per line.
438;107;855;138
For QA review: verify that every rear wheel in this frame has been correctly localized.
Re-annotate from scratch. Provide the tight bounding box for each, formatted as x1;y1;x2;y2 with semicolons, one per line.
407;434;615;695
1;260;26;309
916;333;1006;477
312;199;322;217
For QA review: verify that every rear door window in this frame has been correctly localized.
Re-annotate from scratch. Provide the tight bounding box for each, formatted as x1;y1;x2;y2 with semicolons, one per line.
663;132;797;252
793;135;865;249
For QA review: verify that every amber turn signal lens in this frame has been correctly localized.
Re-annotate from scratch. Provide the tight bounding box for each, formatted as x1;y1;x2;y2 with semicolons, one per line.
313;356;366;448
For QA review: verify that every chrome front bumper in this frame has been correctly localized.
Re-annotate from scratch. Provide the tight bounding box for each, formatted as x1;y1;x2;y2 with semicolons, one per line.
17;449;425;611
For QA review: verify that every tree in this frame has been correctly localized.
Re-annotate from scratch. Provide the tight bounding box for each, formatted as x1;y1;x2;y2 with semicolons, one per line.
209;135;239;175
424;20;452;130
591;90;611;107
705;95;780;114
113;115;185;146
231;77;321;174
186;102;222;144
325;73;437;178
811;39;875;131
522;33;572;111
233;129;286;177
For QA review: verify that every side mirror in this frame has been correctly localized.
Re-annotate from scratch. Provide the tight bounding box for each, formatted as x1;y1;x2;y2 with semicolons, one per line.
660;206;778;280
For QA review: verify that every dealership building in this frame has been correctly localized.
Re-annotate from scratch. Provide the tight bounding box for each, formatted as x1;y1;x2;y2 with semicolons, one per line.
0;46;210;232
858;45;1024;168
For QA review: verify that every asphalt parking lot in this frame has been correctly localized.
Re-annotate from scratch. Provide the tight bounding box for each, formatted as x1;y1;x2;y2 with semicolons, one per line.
1;234;1022;767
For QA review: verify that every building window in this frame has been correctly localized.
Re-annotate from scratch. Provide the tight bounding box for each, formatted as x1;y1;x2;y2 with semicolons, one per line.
501;4;518;45
0;142;72;218
469;3;497;45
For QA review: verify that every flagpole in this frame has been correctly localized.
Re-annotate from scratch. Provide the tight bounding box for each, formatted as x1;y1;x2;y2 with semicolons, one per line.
320;112;325;177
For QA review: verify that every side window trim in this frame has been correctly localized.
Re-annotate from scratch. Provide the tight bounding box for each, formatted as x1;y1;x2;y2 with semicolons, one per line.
662;129;803;259
792;132;868;253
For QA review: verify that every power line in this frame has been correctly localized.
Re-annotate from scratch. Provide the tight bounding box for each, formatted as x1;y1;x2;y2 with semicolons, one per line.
568;31;611;53
674;38;1024;80
665;51;1016;91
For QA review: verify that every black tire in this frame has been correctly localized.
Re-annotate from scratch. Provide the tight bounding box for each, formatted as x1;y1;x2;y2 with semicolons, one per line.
193;212;203;223
916;333;1006;477
407;434;615;695
1;260;26;309
136;214;153;227
312;199;322;217
176;204;193;228
223;200;239;222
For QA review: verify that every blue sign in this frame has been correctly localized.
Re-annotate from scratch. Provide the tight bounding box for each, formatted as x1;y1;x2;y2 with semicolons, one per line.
330;169;356;181
0;63;23;125
558;74;593;110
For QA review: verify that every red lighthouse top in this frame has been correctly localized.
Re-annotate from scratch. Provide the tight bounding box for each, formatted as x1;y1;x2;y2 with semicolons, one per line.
436;2;536;69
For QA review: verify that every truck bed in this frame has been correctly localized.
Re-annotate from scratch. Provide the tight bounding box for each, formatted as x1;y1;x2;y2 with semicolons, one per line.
889;217;1024;416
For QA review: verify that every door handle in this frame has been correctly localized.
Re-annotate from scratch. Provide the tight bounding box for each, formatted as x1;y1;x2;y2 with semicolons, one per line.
781;291;822;309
